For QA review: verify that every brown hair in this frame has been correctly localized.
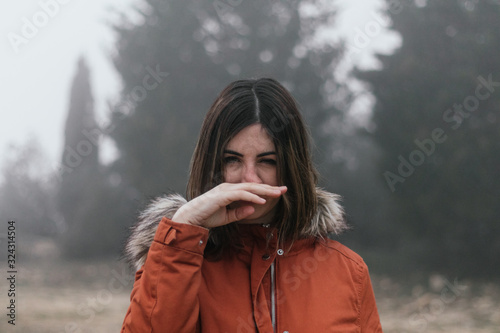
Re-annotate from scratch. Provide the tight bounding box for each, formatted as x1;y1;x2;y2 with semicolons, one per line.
187;78;318;258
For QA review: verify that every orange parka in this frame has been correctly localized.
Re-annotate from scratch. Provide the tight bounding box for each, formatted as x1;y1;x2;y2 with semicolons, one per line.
121;190;383;332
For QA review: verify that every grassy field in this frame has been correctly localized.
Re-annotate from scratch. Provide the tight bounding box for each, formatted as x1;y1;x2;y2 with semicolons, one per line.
1;259;133;333
1;258;499;332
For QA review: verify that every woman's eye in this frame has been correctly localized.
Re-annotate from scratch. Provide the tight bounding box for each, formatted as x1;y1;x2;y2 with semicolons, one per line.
260;159;277;165
223;156;239;164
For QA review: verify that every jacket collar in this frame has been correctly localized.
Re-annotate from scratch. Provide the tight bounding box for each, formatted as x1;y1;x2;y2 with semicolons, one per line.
237;223;318;257
125;188;347;271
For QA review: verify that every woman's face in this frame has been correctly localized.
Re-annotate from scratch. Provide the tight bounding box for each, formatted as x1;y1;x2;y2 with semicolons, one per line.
223;123;280;224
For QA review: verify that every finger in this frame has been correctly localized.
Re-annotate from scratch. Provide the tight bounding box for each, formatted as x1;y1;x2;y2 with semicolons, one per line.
221;190;267;206
242;185;287;198
277;186;287;194
226;205;255;224
225;183;287;197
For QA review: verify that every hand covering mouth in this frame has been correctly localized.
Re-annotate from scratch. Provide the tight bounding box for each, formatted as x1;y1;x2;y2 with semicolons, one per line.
231;200;256;208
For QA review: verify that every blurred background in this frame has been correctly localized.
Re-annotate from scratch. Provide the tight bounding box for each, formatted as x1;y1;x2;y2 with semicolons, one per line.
1;0;499;332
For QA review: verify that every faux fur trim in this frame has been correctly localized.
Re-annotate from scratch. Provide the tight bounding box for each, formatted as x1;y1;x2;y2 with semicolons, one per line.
124;188;347;271
306;188;348;237
124;194;186;271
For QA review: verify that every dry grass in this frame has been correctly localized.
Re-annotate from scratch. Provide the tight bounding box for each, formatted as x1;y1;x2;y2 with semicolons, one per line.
375;274;500;332
1;259;499;332
0;259;134;333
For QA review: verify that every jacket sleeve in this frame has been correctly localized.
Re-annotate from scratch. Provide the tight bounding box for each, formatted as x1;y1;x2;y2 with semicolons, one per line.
359;264;383;332
121;217;209;333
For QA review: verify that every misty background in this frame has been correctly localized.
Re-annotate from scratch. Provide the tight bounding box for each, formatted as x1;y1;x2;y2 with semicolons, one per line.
1;0;499;332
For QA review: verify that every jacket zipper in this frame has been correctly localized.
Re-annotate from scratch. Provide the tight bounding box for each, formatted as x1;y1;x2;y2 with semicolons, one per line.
270;260;276;332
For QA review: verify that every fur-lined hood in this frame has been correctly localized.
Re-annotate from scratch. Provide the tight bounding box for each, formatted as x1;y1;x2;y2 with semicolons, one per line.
125;188;347;271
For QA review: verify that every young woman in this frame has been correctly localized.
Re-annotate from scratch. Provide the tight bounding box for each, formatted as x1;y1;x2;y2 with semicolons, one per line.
121;78;383;332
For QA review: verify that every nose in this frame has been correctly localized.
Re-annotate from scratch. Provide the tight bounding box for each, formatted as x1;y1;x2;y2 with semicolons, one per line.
241;164;262;183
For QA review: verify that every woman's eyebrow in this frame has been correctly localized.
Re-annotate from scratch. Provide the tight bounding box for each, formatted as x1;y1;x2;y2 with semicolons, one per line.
223;150;276;157
223;149;243;156
257;151;276;157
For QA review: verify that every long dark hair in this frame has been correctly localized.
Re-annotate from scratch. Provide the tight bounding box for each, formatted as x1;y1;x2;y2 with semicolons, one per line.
187;78;318;258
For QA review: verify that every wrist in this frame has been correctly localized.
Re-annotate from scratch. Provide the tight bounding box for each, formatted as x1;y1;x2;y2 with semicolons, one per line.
172;208;204;228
